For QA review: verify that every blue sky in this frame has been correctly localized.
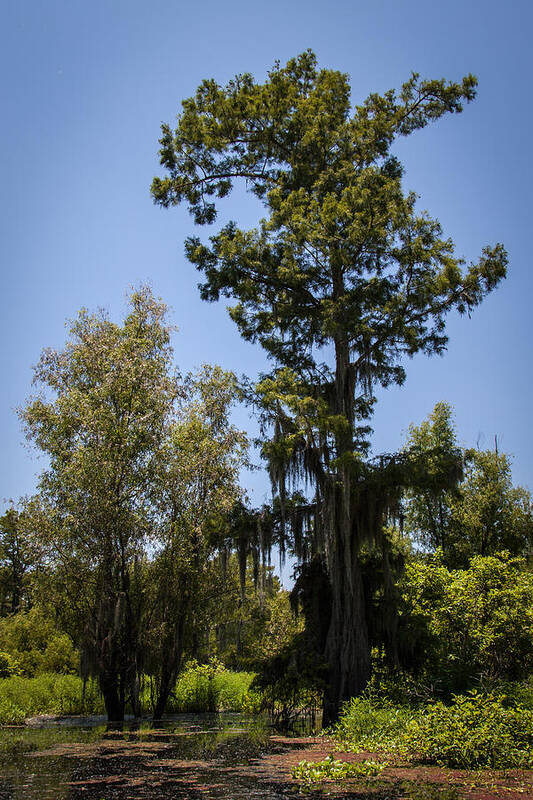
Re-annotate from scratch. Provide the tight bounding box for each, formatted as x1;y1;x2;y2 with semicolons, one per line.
1;0;532;513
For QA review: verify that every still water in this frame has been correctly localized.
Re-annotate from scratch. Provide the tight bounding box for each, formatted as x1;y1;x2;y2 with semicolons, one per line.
0;714;317;799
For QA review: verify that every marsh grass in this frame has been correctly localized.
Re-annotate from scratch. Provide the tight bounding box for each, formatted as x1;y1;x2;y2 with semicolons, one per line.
0;666;256;724
0;673;104;723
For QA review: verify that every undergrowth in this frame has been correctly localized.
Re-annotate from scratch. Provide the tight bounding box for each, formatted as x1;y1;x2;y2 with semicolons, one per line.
164;660;255;713
332;692;416;753
0;674;103;723
401;691;533;768
329;688;533;770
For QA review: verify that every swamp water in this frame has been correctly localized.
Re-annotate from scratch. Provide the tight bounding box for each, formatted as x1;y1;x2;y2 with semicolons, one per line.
0;714;319;799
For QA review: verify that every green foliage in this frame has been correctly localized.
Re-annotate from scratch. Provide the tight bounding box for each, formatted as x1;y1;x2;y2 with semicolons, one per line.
401;691;533;768
330;688;533;770
404;404;533;565
206;559;301;673
249;588;303;664
452;449;533;564
166;660;254;713
399;552;533;692
251;632;325;727
292;755;385;788
0;506;40;614
0;650;19;678
497;678;533;709
0;673;103;724
0;608;78;677
331;693;416;753
403;402;461;553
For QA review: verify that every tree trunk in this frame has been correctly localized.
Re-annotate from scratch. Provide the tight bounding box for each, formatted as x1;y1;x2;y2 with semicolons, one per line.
321;319;372;725
99;672;125;722
153;664;174;720
152;616;185;720
323;505;371;725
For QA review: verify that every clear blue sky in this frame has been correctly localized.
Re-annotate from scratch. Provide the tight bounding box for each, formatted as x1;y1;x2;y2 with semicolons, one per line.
2;0;532;512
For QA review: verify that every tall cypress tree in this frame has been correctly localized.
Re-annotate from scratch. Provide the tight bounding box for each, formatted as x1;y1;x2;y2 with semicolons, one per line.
151;51;507;722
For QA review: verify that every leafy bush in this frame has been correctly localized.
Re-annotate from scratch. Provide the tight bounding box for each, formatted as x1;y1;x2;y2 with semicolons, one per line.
496;678;533;709
292;755;385;788
0;608;78;676
241;687;263;715
0;673;103;723
0;650;19;678
211;668;254;711
167;660;254;713
401;691;533;768
399;553;533;693
332;693;416;753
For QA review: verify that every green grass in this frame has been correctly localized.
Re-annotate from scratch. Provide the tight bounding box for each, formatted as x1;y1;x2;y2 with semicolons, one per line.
0;673;104;723
0;666;256;723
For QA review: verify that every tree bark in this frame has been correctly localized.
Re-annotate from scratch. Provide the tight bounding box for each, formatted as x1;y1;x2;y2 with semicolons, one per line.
321;316;372;725
152;616;185;721
99;671;125;722
322;496;371;725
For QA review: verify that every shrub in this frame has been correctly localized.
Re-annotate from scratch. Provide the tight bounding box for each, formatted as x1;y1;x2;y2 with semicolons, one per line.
0;608;78;676
167;660;254;713
401;691;533;768
332;693;416;753
0;650;19;678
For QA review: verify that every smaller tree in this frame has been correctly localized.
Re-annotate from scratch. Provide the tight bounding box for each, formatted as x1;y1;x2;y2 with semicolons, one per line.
20;287;177;721
145;365;248;720
404;404;533;566
0;505;41;615
403;402;460;553
453;449;533;563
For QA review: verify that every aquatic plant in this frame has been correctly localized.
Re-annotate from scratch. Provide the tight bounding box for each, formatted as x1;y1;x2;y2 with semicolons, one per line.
292;755;385;788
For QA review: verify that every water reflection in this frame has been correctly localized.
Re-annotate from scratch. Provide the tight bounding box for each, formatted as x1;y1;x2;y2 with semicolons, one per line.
0;714;313;799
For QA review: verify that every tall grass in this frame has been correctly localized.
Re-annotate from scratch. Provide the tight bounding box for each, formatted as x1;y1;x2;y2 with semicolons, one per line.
0;674;104;724
0;665;256;724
